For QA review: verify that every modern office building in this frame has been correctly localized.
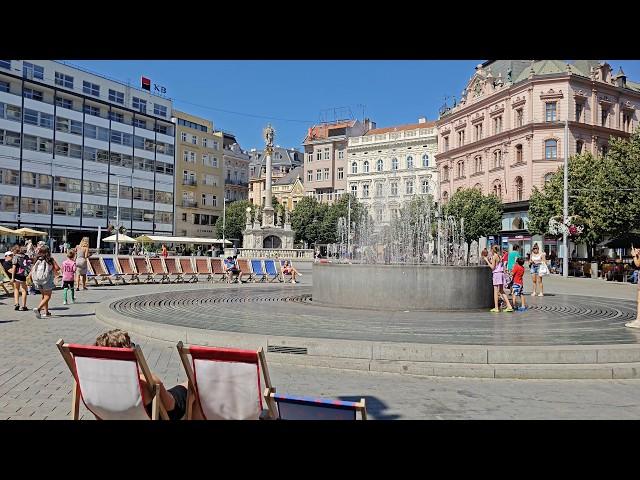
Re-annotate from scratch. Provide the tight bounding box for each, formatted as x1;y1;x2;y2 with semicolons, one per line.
173;110;224;237
0;60;176;247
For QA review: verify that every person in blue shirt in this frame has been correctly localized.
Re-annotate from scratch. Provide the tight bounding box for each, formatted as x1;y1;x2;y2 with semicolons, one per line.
506;244;521;274
223;256;243;283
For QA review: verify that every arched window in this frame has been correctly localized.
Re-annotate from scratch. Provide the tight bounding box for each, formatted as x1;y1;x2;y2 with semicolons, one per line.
576;140;583;154
515;144;523;163
422;154;429;167
474;155;482;173
363;160;369;173
421;180;430;194
391;157;398;170
493;150;502;169
377;159;383;172
545;139;557;159
407;155;414;169
493;180;502;198
474;183;482;193
457;160;465;178
544;173;554;184
514;176;523;201
351;161;358;174
457;186;463;193
376;183;383;197
443;165;449;181
442;191;449;203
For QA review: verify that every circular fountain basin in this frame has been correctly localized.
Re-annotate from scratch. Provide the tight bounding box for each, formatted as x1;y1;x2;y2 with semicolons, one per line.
313;263;494;311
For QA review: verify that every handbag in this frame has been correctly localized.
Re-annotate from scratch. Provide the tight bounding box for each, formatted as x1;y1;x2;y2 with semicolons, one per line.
538;263;549;276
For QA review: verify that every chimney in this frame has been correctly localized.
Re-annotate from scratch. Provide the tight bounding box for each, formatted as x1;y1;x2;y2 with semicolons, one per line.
364;118;376;131
418;117;427;124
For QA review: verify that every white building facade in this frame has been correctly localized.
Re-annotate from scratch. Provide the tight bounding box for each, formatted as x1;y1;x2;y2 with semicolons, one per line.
0;60;175;246
346;119;438;227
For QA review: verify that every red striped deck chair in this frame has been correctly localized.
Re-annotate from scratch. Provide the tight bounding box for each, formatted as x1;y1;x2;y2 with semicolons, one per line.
149;257;169;283
56;339;169;420
236;258;254;283
195;258;212;282
177;342;276;420
133;257;155;283
164;257;184;283
117;257;139;283
209;258;227;283
179;258;198;283
266;393;367;420
88;257;113;285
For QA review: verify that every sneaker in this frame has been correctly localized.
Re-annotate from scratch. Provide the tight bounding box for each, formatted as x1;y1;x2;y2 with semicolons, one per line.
518;306;528;312
14;305;19;311
20;306;28;311
33;308;41;319
504;307;514;312
490;308;500;313
76;288;80;291
291;279;295;284
43;312;53;317
538;293;544;297
63;300;68;305
625;320;640;329
530;292;537;296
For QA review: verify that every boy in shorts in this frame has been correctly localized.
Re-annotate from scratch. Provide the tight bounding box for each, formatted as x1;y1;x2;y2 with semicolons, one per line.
511;257;527;311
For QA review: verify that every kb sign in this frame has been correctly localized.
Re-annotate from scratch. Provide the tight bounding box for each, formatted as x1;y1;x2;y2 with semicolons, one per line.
141;76;167;95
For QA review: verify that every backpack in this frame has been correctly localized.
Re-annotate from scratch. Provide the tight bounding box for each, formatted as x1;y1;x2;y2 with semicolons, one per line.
32;258;53;283
13;255;27;276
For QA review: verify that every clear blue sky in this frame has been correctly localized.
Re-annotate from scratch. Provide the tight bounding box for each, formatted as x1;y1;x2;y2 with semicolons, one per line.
68;60;640;151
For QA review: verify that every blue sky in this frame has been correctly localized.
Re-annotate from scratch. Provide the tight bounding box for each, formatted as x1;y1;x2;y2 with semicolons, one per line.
69;60;640;151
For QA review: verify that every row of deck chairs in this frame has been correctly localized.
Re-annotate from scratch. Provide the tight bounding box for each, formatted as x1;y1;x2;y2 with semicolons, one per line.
83;256;298;285
57;339;367;420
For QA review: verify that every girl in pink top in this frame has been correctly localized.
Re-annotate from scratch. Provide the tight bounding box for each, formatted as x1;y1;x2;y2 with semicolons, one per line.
62;250;77;305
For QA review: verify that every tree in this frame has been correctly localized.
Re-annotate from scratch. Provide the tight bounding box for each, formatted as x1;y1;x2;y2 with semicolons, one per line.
318;194;364;244
215;200;252;244
290;197;328;245
444;188;503;262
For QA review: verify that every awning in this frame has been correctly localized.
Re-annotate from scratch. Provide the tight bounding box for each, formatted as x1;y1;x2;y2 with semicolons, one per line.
0;226;16;234
102;234;137;243
134;235;231;245
13;227;47;236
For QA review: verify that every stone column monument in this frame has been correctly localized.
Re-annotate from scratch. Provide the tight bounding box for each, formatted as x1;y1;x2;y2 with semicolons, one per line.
262;124;275;228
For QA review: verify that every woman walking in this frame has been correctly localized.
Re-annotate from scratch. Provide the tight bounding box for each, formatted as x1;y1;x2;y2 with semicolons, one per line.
484;245;513;313
75;237;90;291
28;245;60;318
5;248;28;311
529;243;548;296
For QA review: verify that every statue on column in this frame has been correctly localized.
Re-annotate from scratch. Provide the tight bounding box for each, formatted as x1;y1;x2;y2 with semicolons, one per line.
276;209;283;227
263;124;275;153
245;207;252;227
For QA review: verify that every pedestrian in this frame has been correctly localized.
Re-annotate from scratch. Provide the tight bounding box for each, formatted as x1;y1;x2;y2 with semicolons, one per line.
61;249;77;305
625;246;640;329
4;250;28;311
25;239;35;259
484;244;514;313
507;244;521;274
511;257;527;311
161;244;168;258
28;245;60;318
75;237;90;291
481;247;488;259
529;243;548;296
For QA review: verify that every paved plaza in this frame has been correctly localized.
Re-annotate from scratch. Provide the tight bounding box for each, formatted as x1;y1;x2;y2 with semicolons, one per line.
1;265;640;419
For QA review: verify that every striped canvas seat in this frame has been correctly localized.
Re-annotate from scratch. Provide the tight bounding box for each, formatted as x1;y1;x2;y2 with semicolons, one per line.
209;258;227;282
88;257;112;285
117;257;139;283
263;259;280;283
195;258;212;282
102;257;126;284
250;259;267;282
164;257;184;283
236;258;253;283
179;258;198;283
149;257;169;283
133;257;154;283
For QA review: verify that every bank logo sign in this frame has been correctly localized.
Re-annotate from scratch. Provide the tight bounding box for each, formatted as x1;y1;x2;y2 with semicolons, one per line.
141;76;167;94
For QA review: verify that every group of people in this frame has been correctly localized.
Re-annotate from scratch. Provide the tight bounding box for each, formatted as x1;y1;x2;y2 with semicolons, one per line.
1;237;91;318
221;256;301;284
483;243;548;313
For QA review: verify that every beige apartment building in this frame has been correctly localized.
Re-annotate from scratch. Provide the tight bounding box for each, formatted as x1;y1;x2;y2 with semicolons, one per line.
173;110;224;237
272;166;304;212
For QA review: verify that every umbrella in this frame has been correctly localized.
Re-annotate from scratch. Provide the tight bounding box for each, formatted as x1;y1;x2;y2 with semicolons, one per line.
135;235;153;243
599;232;640;249
0;226;16;234
13;227;47;236
102;234;137;243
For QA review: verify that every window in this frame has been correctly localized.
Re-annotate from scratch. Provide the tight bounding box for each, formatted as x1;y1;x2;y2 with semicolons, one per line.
21;198;50;215
23;87;43;101
601;106;609;127
56;96;73;109
83;81;100;97
515;144;523;163
0;129;21;148
55;72;74;89
0;60;10;70
155;124;169;135
422;154;429;168
406;156;414;169
457;130;465;147
0;168;19;185
0;103;21;122
351;184;357;195
376;183;383;197
108;111;124;123
443;165;449;181
576;140;583;154
545;139;557;159
351;162;358;174
493;182;502;198
109;89;124;104
575;102;583;122
601;144;608;157
362;184;369;198
545;102;557;122
132;97;147;113
84;104;101;117
516;108;523;128
154;104;167;117
474;155;482;173
338;150;344;159
191;135;197;145
405;180;414;195
23;62;44;80
493;150;502;169
363;160;370;173
324;148;329;160
183;150;196;163
337;167;344;180
56;117;83;135
24;108;53;128
494;115;502;134
110;130;132;146
0;195;19;212
316;169;322;181
457;161;465;178
443;136;449;152
474;124;483;141
421;180;430;194
307;170;313;182
323;168;330;180
54;141;82;158
391;158;398;170
390;182;398;196
316;150;321;160
23;134;52;153
132;118;146;129
376;208;383;223
376;159;383;172
202;138;208;148
0;80;9;93
514;177;523;201
623;112;633;132
84;124;109;142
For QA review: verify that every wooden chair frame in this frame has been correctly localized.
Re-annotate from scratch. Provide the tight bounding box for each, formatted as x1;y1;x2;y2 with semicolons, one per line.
263;259;281;283
236;258;254;283
250;259;267;283
163;257;184;283
101;257;127;285
195;258;212;282
179;258;199;283
133;257;155;283
88;257;113;285
265;392;367;420
148;257;170;283
117;257;140;284
210;258;227;283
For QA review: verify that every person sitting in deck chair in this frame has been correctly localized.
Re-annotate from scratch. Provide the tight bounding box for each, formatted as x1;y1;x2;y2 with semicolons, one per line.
282;260;302;284
94;329;203;420
223;256;243;283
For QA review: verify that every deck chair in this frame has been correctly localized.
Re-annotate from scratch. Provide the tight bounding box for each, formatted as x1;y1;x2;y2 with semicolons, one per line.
56;339;169;420
279;258;293;282
88;257;113;285
176;342;276;420
209;258;227;283
164;257;184;283
102;257;126;285
117;257;139;283
0;262;13;295
266;393;367;420
149;257;170;283
263;259;281;283
133;257;155;283
179;258;198;283
237;258;254;283
85;258;98;286
195;258;212;282
250;259;267;282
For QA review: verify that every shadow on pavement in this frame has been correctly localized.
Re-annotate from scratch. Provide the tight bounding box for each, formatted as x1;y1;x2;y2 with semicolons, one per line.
49;313;96;318
0;320;17;324
338;395;400;420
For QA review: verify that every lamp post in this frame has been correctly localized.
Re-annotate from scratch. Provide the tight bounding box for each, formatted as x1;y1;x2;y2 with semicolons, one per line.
115;179;120;255
562;108;569;278
222;193;227;249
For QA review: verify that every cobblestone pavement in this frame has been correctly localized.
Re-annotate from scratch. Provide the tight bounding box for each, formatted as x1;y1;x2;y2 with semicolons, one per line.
1;268;639;420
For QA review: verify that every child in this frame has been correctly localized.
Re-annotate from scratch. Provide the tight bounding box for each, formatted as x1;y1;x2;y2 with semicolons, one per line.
511;257;527;311
62;250;77;305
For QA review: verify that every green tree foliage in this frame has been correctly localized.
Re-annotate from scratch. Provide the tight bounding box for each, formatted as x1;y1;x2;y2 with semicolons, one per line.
444;188;503;245
215;200;252;242
319;194;364;244
290;197;328;245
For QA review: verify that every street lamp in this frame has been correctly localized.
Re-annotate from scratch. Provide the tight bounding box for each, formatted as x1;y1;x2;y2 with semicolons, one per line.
563;94;569;277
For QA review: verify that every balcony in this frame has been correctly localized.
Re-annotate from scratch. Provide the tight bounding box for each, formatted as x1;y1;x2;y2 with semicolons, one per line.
225;179;248;187
182;200;198;208
183;178;197;186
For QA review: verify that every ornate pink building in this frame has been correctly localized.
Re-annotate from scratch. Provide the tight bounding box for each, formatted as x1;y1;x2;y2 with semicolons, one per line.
435;60;640;256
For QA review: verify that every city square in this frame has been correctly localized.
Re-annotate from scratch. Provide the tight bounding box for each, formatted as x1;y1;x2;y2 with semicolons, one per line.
0;58;639;420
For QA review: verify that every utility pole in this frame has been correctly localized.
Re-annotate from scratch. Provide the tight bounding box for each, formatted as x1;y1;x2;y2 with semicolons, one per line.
562;115;569;278
347;193;351;260
222;193;226;253
115;179;120;255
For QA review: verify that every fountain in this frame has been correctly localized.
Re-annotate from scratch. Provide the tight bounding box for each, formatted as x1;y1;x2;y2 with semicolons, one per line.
314;196;493;311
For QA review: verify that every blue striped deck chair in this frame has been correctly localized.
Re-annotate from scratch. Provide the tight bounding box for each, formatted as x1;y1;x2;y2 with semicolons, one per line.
102;257;126;284
263;259;280;283
251;259;267;282
266;393;367;420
